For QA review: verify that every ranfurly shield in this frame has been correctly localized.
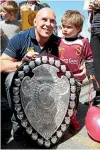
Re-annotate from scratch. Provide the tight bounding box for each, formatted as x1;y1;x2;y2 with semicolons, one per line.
10;54;77;148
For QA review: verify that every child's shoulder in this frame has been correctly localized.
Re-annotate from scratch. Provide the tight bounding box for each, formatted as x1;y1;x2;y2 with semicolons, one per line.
78;35;89;43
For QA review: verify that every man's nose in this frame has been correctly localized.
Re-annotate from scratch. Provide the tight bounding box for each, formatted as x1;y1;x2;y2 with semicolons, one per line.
46;20;51;26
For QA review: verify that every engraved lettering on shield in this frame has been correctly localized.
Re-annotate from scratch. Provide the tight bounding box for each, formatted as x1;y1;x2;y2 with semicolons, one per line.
20;64;70;140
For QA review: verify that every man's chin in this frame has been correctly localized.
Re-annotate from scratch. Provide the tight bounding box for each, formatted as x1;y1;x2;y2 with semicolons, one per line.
41;34;51;38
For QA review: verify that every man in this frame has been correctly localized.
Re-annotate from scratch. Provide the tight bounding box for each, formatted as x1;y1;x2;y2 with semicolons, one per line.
0;7;87;144
0;7;60;143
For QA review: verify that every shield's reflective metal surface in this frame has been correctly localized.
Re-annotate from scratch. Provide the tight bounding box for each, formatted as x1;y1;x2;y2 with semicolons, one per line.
20;64;70;140
10;54;77;148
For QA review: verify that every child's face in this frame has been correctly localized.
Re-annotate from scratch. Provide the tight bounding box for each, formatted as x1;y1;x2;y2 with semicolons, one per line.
62;21;80;38
2;9;11;21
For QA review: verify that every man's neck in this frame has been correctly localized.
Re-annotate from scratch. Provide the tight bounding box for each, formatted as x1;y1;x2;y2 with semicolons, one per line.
35;30;50;48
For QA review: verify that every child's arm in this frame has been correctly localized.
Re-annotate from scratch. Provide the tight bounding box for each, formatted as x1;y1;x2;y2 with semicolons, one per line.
74;64;86;81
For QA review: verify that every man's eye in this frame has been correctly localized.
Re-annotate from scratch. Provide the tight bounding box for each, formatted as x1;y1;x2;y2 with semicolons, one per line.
50;20;55;24
42;18;47;21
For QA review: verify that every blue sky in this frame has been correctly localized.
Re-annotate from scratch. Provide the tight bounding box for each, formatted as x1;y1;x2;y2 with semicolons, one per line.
16;0;90;38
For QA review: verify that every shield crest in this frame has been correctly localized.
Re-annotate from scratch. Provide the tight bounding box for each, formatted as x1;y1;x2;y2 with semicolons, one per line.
10;54;77;148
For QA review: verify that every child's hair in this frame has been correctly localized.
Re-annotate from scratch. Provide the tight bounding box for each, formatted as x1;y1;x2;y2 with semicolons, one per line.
61;10;84;32
2;1;19;17
20;4;31;12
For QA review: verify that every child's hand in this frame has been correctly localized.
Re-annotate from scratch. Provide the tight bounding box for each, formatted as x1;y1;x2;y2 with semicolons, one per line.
74;65;86;81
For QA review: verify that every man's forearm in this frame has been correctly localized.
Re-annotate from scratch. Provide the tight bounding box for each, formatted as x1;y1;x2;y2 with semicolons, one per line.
0;60;22;72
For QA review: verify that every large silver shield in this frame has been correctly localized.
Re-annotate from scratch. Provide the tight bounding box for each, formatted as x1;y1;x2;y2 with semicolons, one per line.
10;54;77;148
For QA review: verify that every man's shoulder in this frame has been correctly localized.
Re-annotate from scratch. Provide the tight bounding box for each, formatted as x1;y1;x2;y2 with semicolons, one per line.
17;28;32;38
10;29;32;45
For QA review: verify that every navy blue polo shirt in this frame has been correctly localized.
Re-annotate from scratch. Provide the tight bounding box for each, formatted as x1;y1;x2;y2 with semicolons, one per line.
4;28;60;61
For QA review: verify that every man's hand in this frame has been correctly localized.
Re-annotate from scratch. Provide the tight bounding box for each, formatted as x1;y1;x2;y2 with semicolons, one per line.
74;64;86;81
22;51;39;62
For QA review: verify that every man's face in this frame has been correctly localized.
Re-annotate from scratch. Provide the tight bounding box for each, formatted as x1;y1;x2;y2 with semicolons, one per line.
62;21;79;38
34;9;56;38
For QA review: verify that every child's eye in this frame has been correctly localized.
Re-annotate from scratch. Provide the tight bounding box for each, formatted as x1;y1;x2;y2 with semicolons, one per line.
67;26;72;29
62;25;65;28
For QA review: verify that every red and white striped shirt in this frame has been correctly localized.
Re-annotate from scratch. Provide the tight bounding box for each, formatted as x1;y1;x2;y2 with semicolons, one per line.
58;36;93;82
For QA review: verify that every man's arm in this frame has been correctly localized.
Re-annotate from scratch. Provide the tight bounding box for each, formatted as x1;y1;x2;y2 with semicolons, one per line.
0;51;39;72
0;53;22;72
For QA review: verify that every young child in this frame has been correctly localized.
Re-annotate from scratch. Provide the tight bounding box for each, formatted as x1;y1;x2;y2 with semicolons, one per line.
0;1;21;53
58;10;94;132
